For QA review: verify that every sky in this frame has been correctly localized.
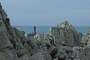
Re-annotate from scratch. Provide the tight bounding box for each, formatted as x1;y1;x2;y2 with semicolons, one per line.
1;0;90;26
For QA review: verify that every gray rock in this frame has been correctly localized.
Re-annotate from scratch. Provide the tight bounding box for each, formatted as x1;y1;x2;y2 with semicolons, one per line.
80;46;90;60
0;49;17;60
30;52;51;60
0;3;32;60
50;21;81;47
30;52;46;60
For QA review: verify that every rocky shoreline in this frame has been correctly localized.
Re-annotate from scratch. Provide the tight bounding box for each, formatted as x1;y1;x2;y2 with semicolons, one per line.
0;3;90;60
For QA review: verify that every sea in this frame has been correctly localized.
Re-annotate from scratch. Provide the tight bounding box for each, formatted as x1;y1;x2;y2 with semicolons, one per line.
15;26;90;34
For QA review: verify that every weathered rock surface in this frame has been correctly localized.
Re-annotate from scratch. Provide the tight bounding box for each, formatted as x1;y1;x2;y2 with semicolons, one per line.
81;31;90;46
0;3;32;60
50;21;81;47
80;31;90;60
79;46;90;60
30;52;45;60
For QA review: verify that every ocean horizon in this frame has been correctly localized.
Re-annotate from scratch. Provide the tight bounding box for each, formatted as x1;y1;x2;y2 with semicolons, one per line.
15;26;90;34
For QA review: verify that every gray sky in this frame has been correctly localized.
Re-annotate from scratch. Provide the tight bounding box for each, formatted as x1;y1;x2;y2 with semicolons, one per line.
1;0;90;26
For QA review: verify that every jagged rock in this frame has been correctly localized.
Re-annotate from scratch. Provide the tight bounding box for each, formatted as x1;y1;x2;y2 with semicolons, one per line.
0;3;32;60
0;20;13;49
72;47;82;60
34;33;50;48
81;31;90;46
80;31;90;60
0;3;18;60
50;21;81;47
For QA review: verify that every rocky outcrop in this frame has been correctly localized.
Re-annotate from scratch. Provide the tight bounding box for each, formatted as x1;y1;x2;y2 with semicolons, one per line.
50;21;81;47
80;31;90;60
31;21;83;60
81;31;90;47
0;3;32;60
79;46;90;60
